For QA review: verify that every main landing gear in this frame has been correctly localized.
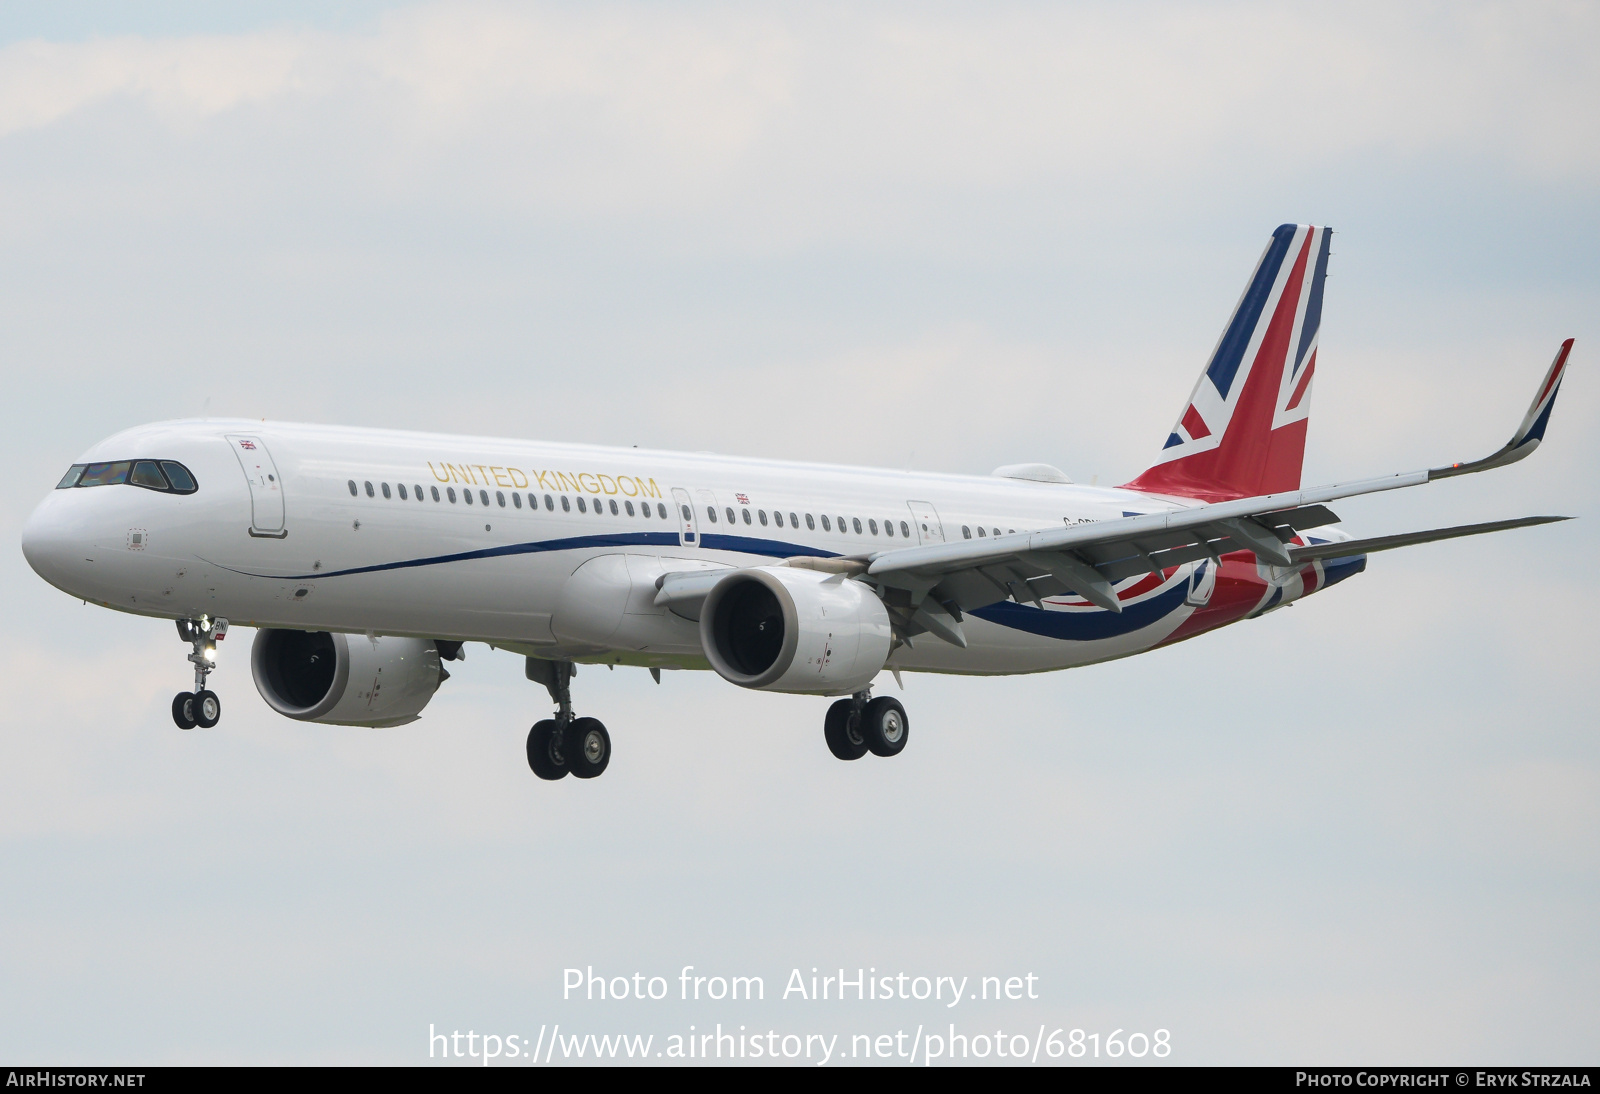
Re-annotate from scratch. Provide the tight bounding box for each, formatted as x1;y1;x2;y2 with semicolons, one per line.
523;658;611;781
824;689;908;761
171;617;228;730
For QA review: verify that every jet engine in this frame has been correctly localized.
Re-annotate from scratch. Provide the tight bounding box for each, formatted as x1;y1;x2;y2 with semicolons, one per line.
700;567;892;694
250;629;446;727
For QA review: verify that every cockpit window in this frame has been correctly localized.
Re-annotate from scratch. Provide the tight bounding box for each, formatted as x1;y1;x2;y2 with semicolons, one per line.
61;459;198;494
130;461;166;489
161;463;197;493
78;462;132;487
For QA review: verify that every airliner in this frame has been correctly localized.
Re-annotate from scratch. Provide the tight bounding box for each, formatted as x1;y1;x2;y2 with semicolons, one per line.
20;225;1573;781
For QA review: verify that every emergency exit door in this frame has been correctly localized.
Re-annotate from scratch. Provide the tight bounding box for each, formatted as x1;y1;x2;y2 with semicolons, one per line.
672;487;697;546
906;500;945;544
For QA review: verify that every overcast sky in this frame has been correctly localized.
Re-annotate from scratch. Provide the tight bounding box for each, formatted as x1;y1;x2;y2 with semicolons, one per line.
1;1;1596;1065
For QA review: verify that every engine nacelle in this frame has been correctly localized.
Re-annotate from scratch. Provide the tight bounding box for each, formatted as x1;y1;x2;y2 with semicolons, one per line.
700;566;892;694
251;629;445;727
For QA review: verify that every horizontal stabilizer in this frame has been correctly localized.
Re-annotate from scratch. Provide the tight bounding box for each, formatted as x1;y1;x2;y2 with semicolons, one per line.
1290;516;1569;563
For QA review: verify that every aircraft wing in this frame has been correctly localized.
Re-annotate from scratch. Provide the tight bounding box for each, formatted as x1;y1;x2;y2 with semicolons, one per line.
862;340;1574;625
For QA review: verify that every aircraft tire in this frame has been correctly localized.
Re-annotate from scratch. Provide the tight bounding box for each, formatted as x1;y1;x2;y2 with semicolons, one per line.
171;692;197;731
194;689;221;729
861;696;908;757
567;717;610;779
823;699;868;761
527;719;568;780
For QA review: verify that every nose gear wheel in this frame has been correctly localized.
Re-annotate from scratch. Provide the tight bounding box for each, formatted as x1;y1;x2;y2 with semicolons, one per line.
171;617;227;730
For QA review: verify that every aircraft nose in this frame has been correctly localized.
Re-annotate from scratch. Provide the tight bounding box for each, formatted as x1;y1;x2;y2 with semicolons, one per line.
21;494;80;591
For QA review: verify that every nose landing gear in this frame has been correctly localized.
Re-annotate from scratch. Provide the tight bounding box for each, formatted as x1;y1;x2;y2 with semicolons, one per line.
523;658;611;781
171;617;227;730
824;688;908;761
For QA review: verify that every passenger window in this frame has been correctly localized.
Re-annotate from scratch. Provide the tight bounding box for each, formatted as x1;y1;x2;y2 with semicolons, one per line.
546;494;555;510
900;521;909;538
609;499;619;515
852;518;862;534
365;481;375;497
790;512;799;528
381;483;391;499
447;487;457;503
512;492;522;509
742;509;751;525
868;519;878;535
707;506;718;523
431;486;440;502
159;462;197;493
820;515;830;531
494;491;503;507
759;510;769;526
464;489;474;505
416;484;425;501
963;525;972;539
838;516;847;533
806;514;815;530
625;500;635;516
773;511;783;528
347;479;357;496
681;504;692;521
130;461;166;490
993;528;1001;537
658;503;668;519
398;484;408;500
480;490;490;506
883;519;892;537
577;496;586;513
560;495;571;512
57;465;86;489
977;527;986;537
725;507;736;524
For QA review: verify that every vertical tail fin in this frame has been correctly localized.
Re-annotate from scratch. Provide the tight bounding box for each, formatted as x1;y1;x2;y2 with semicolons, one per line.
1123;224;1332;502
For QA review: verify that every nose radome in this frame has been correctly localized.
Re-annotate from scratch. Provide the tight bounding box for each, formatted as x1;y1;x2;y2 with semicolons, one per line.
21;494;79;592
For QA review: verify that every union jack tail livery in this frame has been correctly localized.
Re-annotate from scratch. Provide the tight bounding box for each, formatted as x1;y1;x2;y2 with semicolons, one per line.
1125;224;1332;502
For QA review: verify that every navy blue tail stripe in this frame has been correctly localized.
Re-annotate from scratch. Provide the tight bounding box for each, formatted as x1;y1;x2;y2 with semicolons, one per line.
1205;224;1297;399
1292;227;1331;377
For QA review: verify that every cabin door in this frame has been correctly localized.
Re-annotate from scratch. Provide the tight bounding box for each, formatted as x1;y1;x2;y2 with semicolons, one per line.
226;434;286;537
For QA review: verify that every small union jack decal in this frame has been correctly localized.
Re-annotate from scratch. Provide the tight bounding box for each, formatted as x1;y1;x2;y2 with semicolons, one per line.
735;493;749;504
238;440;256;450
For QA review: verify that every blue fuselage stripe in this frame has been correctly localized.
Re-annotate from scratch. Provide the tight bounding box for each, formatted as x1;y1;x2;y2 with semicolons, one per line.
280;531;834;581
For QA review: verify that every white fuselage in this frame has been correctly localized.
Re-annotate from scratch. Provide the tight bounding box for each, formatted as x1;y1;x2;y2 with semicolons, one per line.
21;418;1358;678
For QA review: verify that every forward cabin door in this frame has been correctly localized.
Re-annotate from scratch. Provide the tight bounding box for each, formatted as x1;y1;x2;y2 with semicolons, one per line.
226;434;286;537
906;500;945;544
672;487;698;546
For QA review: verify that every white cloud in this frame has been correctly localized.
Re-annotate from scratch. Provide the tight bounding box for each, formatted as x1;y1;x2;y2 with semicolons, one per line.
0;1;1594;230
